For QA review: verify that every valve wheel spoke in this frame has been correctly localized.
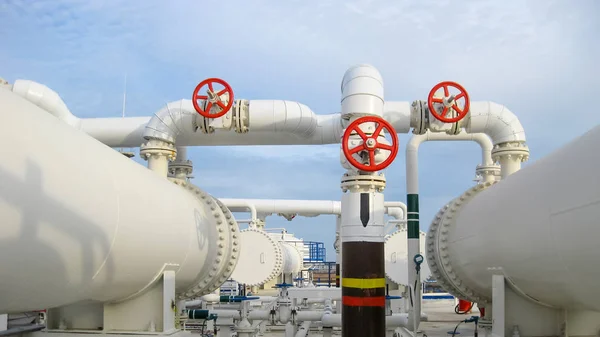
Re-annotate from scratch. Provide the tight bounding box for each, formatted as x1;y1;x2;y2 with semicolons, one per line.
427;81;471;124
342;116;399;172
192;78;235;118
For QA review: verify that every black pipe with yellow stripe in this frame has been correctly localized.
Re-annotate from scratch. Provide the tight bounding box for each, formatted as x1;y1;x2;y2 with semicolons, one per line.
341;241;386;336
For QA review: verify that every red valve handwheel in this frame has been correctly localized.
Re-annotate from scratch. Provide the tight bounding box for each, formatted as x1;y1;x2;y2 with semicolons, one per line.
342;116;399;172
427;81;470;123
192;78;235;118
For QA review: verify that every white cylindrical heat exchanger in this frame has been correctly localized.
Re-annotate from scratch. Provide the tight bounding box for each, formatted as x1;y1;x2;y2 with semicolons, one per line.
427;125;600;311
280;242;303;274
384;229;431;286
0;89;239;313
230;229;304;285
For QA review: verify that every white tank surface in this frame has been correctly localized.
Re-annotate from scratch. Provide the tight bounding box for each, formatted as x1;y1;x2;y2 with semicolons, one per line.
230;228;283;286
230;229;304;285
384;229;431;286
427;125;600;311
0;88;239;313
280;242;304;274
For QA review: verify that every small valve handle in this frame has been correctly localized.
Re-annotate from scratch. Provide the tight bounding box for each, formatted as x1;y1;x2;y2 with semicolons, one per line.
427;81;470;123
192;78;235;118
342;116;399;172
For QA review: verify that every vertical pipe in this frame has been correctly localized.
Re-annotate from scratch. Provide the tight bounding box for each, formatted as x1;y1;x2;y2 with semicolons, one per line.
404;131;496;331
406;139;421;332
147;154;169;177
341;191;386;337
335;215;341;288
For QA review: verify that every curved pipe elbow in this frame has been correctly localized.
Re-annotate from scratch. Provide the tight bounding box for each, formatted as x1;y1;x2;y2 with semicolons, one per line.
406;131;494;166
466;101;526;145
11;79;80;128
340;64;384;116
217;199;258;222
384;202;407;220
143;99;198;144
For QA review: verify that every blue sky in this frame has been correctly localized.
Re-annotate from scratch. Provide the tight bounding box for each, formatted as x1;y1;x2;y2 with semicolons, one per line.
1;0;598;261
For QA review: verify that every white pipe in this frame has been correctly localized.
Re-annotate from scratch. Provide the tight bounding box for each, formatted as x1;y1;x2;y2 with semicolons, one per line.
218;199;258;221
280;242;303;274
405;131;494;331
384;201;407;220
0;88;238;313
406;131;494;193
143;99;196;144
10;80;414;147
219;198;340;218
78;117;149;148
219;198;405;219
427;124;600;311
77;106;409;148
465;101;526;145
295;321;311;337
11;80;80;128
341;64;384;118
248;100;320;138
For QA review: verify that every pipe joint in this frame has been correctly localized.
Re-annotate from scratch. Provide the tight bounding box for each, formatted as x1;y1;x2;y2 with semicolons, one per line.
491;141;530;178
143;99;199;145
340;172;386;193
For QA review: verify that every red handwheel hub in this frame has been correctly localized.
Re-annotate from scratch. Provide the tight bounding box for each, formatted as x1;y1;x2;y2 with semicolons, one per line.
342;116;399;172
427;81;470;123
192;78;235;118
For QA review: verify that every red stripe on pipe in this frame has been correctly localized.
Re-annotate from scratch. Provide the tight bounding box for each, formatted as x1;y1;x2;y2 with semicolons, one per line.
342;296;385;307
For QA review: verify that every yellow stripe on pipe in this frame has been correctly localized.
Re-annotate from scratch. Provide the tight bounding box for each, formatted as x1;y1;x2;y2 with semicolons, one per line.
342;278;386;289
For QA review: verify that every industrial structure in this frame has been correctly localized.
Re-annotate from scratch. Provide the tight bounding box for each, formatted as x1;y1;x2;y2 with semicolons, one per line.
0;64;598;337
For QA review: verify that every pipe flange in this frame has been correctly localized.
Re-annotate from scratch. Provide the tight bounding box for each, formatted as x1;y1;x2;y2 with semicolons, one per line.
410;100;427;135
475;164;500;176
213;197;241;285
426;181;497;304
140;139;177;161
491;141;530;163
234;99;249;134
174;181;238;299
340;172;386;193
168;160;193;176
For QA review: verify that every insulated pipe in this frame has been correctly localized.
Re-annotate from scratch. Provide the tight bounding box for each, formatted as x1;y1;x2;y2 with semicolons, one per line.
465;101;526;145
11;80;80;128
427;125;600;312
383;201;407;220
341;64;384;119
405;131;495;331
219;198;404;219
464;101;529;178
280;242;303;274
78;107;405;148
219;198;341;218
9;80;410;148
218;199;258;222
295;321;312;337
0;88;239;313
340;64;386;337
